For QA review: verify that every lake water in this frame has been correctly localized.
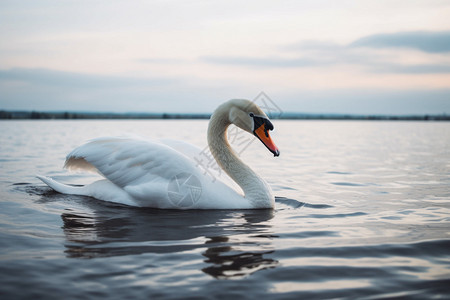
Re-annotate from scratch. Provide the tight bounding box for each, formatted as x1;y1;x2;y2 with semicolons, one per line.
1;120;449;299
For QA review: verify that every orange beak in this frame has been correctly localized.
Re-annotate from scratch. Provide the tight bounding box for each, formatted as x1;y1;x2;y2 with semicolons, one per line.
254;123;280;157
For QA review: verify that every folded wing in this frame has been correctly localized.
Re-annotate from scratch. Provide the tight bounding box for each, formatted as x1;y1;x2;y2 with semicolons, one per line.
64;137;199;189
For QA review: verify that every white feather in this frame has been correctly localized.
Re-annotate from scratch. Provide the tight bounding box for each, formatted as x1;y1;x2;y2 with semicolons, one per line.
38;99;277;209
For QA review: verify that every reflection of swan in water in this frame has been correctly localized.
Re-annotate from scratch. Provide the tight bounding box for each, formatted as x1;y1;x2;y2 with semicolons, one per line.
202;236;277;279
59;198;278;278
38;99;280;209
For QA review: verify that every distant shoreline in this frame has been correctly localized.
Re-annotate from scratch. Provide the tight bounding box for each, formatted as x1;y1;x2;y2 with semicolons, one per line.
1;110;449;121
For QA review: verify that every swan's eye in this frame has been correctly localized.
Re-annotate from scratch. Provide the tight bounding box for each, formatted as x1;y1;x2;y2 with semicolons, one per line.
249;112;254;117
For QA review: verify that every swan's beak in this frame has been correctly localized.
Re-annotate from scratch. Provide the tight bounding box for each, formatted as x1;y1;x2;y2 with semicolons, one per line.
253;123;280;157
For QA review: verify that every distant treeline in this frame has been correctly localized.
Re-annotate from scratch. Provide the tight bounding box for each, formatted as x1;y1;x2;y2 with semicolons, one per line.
1;110;449;121
0;111;210;120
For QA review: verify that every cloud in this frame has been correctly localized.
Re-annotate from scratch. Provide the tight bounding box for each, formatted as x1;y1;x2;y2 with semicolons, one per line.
350;31;450;53
0;68;185;112
137;58;187;64
201;56;330;68
200;40;344;68
1;66;449;115
369;63;450;74
281;88;450;115
0;67;249;113
201;31;450;74
0;68;176;88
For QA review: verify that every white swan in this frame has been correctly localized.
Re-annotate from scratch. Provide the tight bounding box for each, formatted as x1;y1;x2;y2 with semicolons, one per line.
37;99;280;209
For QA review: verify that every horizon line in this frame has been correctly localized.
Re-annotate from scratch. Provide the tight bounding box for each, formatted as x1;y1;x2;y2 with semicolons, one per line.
1;110;449;121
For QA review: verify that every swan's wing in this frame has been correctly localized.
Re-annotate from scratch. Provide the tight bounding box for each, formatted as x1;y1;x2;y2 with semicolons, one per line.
64;137;200;189
159;138;204;160
160;138;241;193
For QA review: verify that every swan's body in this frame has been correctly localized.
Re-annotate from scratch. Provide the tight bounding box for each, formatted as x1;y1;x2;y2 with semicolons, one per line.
37;99;280;209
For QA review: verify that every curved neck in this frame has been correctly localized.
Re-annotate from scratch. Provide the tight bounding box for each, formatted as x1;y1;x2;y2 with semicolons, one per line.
207;108;274;208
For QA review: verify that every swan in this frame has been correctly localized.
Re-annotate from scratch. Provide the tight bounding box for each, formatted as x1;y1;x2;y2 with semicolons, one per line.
37;99;280;209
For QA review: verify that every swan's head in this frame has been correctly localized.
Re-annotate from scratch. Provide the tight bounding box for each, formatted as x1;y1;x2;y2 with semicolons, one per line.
227;99;280;157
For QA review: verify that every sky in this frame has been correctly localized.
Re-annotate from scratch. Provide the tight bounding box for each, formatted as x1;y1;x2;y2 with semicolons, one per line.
1;0;450;115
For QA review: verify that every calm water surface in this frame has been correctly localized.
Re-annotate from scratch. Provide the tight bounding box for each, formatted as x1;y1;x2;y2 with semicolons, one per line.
1;120;449;299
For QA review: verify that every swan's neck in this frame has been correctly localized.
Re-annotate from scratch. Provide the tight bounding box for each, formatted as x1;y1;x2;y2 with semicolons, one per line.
207;110;274;208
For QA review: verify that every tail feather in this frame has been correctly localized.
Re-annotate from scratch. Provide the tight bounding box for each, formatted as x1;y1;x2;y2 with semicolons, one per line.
36;175;88;196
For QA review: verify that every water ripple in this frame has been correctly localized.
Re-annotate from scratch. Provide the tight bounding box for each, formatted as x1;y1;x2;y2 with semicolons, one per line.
331;182;367;187
290;212;367;219
277;239;450;259
1;120;450;299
